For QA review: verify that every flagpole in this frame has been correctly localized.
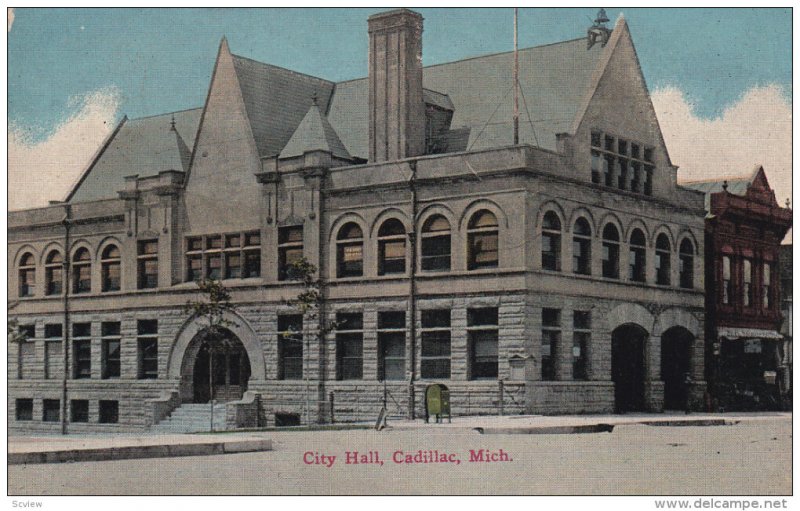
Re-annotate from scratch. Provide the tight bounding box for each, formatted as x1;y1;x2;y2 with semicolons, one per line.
513;7;519;145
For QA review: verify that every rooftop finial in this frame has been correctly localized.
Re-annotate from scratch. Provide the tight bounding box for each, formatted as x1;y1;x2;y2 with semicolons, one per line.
594;8;610;27
785;198;791;209
587;8;612;49
311;91;318;106
722;180;728;192
170;114;176;131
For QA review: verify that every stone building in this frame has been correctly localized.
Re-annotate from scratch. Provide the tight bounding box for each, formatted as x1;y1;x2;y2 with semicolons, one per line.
683;167;792;410
8;9;707;433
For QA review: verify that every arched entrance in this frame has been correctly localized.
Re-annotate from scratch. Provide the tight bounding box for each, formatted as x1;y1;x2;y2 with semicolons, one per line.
661;326;694;410
181;327;251;403
611;324;647;413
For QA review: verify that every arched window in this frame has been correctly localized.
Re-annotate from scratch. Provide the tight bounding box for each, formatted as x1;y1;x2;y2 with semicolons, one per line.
572;218;592;275
377;219;406;275
629;229;646;282
679;239;694;289
45;251;63;296
421;215;451;272
101;245;121;292
467;210;499;270
72;248;91;294
601;224;619;279
336;223;364;278
18;252;36;297
541;212;561;271
655;234;671;286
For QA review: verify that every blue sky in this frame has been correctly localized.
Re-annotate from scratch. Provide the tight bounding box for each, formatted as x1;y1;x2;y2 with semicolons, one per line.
8;7;791;137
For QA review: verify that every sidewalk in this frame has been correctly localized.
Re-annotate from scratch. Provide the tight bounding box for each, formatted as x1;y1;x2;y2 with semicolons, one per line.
8;432;273;465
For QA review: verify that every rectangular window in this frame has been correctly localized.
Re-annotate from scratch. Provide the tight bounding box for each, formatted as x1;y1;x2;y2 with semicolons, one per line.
43;399;60;422
278;315;303;380
102;322;121;379
18;327;35;379
763;263;772;309
602;242;619;279
336;313;363;380
72;322;91;379
99;400;119;424
378;311;406;381
468;308;499;380
722;256;732;304
541;308;560;381
45;324;63;380
278;226;304;281
421;309;451;379
603;155;614;186
16;399;33;421
743;259;753;307
138;320;158;379
243;232;261;278
469;232;499;269
137;240;158;289
617;159;628;190
573;311;591;380
71;399;89;423
591;151;602;184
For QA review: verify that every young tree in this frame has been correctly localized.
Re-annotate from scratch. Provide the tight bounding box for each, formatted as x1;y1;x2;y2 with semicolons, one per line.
7;301;27;343
284;257;338;424
184;279;238;429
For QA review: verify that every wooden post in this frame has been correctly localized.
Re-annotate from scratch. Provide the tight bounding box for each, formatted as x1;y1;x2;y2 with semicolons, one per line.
329;392;335;424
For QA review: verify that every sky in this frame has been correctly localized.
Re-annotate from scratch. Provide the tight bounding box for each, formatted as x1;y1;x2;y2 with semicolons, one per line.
7;7;793;235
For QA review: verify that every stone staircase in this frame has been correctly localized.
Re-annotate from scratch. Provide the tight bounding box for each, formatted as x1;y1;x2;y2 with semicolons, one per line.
150;403;229;434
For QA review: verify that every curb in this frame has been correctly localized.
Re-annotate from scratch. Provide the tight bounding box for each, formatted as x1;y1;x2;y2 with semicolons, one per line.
8;438;272;465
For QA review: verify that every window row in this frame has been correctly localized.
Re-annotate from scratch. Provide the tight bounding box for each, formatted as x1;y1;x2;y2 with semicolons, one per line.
185;231;261;282
17;241;158;298
333;210;499;279
15;320;158;380
541;212;695;288
541;308;591;381
590;130;655;195
720;255;776;311
15;398;119;424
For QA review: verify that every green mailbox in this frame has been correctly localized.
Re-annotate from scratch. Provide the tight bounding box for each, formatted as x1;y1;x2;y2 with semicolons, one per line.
425;384;451;423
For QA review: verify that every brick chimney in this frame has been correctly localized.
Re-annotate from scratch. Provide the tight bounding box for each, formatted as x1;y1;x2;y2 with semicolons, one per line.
368;9;425;163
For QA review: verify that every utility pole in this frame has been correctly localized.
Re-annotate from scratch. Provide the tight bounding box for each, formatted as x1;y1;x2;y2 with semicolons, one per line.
513;7;519;145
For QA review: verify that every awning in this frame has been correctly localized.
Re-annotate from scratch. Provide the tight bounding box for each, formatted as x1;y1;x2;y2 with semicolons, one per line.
717;327;785;340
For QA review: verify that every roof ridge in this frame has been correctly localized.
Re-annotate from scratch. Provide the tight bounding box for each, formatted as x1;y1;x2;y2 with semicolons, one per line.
129;107;203;122
679;175;753;185
335;37;589;85
231;52;335;85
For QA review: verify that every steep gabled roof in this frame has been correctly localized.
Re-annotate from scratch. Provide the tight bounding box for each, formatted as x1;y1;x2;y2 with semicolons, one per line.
231;53;335;158
67;108;202;203
279;103;351;160
328;36;606;158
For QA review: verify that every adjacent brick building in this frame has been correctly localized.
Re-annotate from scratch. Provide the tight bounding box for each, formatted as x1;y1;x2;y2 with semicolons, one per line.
683;167;792;410
8;9;707;432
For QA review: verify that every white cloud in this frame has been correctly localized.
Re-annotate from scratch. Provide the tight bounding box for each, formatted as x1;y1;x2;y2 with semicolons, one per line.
653;84;792;243
7;8;14;32
8;87;122;211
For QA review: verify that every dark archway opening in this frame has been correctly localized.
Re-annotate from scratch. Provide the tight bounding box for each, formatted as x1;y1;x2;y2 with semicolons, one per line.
611;324;647;413
189;328;251;404
661;327;693;410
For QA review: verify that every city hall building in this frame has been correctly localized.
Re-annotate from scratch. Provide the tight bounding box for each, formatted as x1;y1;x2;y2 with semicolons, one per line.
8;9;707;432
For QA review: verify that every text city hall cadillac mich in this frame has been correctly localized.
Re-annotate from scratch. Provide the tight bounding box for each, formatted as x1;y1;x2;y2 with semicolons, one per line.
8;9;791;433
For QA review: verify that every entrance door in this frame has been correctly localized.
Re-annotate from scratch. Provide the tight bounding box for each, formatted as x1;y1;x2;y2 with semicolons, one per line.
661;327;693;410
611;324;647;413
191;334;251;404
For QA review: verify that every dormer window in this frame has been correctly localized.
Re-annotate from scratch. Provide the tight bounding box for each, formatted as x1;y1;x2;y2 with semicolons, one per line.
590;130;654;196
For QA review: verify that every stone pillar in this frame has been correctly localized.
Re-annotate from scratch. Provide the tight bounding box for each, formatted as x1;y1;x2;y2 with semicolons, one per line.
644;334;663;412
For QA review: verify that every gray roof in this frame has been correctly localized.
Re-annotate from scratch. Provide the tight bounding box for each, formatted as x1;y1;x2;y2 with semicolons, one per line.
69;33;607;202
279;103;351;160
329;38;605;158
231;54;335;158
680;168;759;211
67;108;202;203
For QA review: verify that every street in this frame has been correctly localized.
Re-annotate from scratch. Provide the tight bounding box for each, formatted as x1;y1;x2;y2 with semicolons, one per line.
8;416;791;495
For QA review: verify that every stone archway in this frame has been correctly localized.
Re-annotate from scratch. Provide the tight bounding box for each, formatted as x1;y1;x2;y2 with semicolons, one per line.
661;326;694;410
168;311;266;402
611;323;648;413
181;327;252;403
